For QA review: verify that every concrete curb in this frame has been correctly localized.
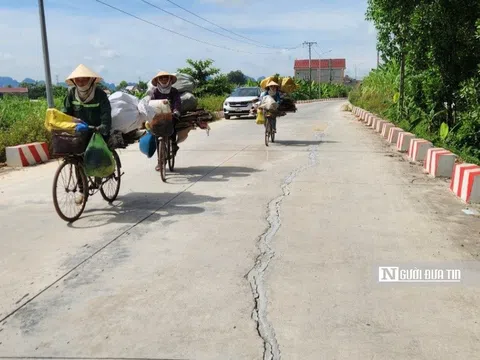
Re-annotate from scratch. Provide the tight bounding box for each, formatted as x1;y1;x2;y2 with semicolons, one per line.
387;127;403;144
381;122;394;138
450;164;480;203
6;142;50;168
408;139;433;162
424;148;457;178
349;104;479;204
296;97;348;104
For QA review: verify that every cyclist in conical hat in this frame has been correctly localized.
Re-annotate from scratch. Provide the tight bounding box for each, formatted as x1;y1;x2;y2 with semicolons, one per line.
63;64;112;137
150;71;182;172
259;80;282;133
63;64;112;204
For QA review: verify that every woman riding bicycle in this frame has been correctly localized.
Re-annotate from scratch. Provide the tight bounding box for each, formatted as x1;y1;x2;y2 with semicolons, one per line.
260;80;282;133
62;64;112;204
150;71;182;172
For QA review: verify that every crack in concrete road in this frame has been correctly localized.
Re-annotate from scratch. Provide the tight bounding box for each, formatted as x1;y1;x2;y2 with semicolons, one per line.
245;132;323;360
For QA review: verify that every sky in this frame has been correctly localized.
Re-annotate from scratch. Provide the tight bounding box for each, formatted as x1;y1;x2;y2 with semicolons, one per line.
0;0;378;84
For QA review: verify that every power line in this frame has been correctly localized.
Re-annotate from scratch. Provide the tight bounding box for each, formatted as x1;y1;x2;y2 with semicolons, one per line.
141;0;275;49
95;0;281;55
162;0;300;50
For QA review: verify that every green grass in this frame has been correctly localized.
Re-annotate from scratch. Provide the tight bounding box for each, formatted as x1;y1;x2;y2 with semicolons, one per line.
0;97;64;162
197;95;225;112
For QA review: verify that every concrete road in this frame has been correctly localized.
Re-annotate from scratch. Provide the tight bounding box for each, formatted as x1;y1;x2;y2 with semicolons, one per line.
1;100;480;360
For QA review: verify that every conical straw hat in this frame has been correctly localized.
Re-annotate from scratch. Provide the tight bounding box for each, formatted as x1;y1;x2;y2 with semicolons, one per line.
66;64;103;86
266;80;279;88
151;71;177;86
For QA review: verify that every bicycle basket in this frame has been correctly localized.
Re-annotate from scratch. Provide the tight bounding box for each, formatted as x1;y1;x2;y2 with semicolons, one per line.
150;112;174;137
51;130;90;157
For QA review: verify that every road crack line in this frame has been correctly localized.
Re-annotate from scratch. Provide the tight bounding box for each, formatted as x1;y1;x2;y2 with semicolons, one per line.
245;131;324;360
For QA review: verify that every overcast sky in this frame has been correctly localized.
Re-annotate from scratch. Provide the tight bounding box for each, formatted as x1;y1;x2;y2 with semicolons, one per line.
0;0;378;84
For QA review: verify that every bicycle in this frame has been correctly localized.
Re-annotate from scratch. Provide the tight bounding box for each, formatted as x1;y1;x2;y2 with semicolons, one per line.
156;134;176;182
156;110;212;182
51;126;123;223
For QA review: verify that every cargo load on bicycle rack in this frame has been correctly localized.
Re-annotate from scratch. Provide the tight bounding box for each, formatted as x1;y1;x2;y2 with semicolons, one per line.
148;73;199;114
259;75;298;114
148;99;174;138
45;109;92;157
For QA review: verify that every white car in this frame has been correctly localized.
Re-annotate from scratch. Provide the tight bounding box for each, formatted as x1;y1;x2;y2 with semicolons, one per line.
223;87;262;119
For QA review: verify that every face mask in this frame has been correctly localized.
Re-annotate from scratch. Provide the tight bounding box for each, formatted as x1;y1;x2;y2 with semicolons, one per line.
157;79;171;94
268;88;276;96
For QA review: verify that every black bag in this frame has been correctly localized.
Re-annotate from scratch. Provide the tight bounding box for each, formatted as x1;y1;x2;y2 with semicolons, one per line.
51;131;90;157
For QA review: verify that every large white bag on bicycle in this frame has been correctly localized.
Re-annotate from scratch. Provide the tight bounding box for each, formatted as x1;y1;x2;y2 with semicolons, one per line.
137;96;156;123
149;99;172;114
260;95;279;111
109;91;143;134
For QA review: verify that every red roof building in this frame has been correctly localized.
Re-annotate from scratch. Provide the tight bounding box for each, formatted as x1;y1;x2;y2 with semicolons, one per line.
0;87;29;97
294;58;346;84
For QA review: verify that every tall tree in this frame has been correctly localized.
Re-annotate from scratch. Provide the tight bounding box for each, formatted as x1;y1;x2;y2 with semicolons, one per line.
227;70;246;85
366;0;419;115
177;59;220;87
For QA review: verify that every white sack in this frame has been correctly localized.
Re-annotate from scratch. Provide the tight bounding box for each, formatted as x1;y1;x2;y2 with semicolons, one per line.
109;91;143;134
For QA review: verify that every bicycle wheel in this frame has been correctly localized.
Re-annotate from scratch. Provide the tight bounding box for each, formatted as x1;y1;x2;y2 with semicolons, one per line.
264;119;270;147
168;137;175;171
159;138;167;182
52;159;88;222
100;150;121;203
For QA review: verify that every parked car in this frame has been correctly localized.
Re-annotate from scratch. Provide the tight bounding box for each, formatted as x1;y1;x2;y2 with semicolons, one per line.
223;87;261;119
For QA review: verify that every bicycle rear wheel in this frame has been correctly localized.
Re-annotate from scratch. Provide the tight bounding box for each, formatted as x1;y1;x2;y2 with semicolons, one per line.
52;159;88;222
100;150;121;203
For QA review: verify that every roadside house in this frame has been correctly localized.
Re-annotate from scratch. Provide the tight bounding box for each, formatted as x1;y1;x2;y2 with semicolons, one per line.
0;87;29;98
294;59;346;84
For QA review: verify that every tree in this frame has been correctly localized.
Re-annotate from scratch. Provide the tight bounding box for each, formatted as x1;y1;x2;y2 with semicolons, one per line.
177;59;220;87
227;70;246;85
137;81;148;92
366;0;419;115
116;80;128;91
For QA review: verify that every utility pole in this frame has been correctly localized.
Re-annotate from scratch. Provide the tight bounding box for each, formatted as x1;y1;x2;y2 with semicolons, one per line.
303;41;317;98
377;50;380;68
38;0;54;108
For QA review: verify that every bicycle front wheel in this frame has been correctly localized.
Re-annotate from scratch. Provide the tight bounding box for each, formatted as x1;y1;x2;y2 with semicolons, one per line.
100;150;121;203
158;138;167;182
265;119;270;147
168;137;175;171
52;160;88;223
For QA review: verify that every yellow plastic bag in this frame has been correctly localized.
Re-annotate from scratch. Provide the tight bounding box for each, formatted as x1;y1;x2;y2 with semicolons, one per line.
44;109;77;132
280;77;297;93
256;109;265;125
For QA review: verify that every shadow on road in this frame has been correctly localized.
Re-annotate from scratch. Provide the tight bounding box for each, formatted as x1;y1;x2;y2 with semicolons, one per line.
273;140;340;147
167;165;262;183
68;191;224;229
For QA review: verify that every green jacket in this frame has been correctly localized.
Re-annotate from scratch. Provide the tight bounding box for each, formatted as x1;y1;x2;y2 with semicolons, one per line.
63;87;112;136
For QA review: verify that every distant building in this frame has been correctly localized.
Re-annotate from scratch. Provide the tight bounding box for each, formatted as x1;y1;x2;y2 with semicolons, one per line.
125;85;137;93
294;59;346;84
0;87;28;98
